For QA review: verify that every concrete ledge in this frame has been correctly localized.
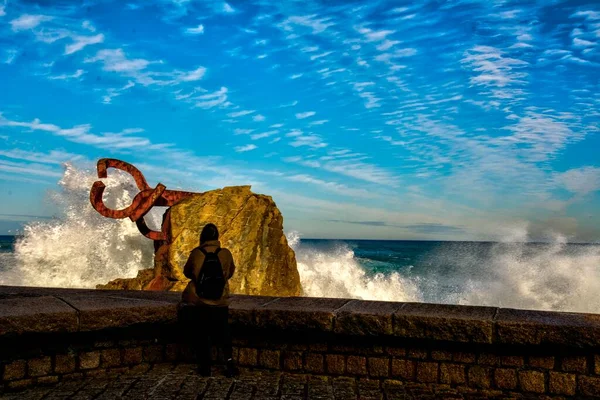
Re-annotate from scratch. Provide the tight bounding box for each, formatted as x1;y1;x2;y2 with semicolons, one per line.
1;286;600;350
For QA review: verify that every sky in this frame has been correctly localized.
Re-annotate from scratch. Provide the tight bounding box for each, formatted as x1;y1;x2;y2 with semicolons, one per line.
0;0;599;241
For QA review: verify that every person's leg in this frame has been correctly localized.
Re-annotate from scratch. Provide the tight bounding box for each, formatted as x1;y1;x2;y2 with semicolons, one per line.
214;306;237;377
195;307;212;375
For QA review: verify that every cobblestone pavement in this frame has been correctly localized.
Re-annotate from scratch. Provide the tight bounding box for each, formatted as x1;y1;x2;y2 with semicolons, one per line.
0;364;578;400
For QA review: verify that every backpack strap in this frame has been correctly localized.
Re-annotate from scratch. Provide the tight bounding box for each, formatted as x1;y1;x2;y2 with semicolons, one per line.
198;247;220;255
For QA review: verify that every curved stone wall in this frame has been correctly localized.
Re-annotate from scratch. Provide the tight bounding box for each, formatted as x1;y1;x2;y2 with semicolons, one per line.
1;285;600;397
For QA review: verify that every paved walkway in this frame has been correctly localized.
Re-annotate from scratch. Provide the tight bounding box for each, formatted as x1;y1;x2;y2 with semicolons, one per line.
0;363;571;399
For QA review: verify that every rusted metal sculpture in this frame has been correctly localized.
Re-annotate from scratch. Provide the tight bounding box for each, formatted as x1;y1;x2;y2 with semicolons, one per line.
90;158;196;241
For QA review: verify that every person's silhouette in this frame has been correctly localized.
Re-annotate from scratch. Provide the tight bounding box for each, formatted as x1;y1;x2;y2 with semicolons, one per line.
178;223;238;377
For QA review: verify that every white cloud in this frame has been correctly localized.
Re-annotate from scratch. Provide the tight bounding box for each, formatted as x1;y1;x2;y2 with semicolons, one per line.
253;114;265;122
235;144;257;152
310;51;333;61
176;66;206;82
10;14;52;31
283;15;335;34
0;159;62;178
573;37;596;48
554;167;600;196
228;110;254;118
289;134;327;149
234;128;253;135
86;49;150;73
286;174;378;199
0;5;5;17
309;120;328;126
0;113;162;152
296;111;316;119
193;86;229;109
4;49;17;64
49;69;85;80
185;24;204;35
462;45;528;89
251;130;278;140
290;73;303;79
0;149;83;165
222;2;235;13
102;81;135;104
65;33;105;55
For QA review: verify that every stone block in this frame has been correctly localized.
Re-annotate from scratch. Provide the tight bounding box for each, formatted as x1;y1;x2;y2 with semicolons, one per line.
529;356;555;370
496;308;600;347
305;353;324;374
79;351;100;370
0;296;78;336
28;356;52;377
440;363;465;385
334;300;403;336
416;362;438;383
229;295;278;328
386;347;406;357
347;356;367;376
391;359;415;380
258;349;280;369
518;370;545;393
37;375;59;385
561;356;586;373
407;348;428;359
500;356;524;367
579;375;600;396
431;350;453;361
368;357;389;378
326;354;345;375
143;345;164;363
595;355;600;375
54;354;77;374
453;352;476;364
238;348;258;366
549;372;576;395
101;348;121;368
283;352;303;371
494;368;517;390
123;348;142;365
393;303;495;344
309;342;328;352
62;294;177;331
3;359;26;380
256;297;350;332
7;378;34;391
468;366;491;389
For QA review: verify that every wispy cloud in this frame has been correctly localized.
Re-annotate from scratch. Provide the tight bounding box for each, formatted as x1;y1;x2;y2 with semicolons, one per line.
193;87;229;109
235;144;257;152
185;24;205;35
49;69;85;80
65;33;104;55
253;114;265;122
296;111;316;119
10;14;52;31
228;110;254;117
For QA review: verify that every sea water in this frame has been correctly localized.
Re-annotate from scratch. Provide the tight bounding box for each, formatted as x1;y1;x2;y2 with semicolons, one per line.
1;164;600;313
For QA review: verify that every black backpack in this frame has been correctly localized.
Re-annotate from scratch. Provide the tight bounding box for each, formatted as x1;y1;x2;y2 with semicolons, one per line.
196;248;226;300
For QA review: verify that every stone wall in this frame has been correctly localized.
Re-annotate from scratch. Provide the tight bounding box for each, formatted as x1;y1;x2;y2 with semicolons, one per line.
1;286;600;397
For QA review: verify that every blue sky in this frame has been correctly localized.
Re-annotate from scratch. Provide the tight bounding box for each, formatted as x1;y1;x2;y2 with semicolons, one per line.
0;0;599;241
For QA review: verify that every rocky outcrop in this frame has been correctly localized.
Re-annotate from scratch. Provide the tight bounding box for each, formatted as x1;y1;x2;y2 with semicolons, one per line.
98;186;301;297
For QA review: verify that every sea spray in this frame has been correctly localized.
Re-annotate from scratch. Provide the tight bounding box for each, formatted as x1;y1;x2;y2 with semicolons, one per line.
287;232;423;302
1;164;156;288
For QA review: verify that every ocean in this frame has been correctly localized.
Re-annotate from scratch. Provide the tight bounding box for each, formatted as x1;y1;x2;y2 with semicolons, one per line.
1;165;599;313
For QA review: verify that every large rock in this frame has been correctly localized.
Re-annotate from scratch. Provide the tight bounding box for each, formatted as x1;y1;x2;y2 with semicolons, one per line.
99;186;301;297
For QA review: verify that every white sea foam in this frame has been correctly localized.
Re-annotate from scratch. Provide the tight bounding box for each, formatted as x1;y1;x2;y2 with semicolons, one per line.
0;164;156;288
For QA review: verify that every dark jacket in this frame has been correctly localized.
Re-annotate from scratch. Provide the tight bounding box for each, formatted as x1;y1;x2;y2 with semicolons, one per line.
182;240;236;307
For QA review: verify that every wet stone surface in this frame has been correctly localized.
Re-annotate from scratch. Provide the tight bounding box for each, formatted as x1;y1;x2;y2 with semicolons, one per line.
0;363;579;399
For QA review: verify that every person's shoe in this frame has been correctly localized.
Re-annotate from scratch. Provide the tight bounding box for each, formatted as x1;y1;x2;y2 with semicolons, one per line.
225;359;239;378
198;365;211;377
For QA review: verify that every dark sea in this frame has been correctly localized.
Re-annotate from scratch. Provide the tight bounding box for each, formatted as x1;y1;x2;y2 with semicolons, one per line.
2;233;600;313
